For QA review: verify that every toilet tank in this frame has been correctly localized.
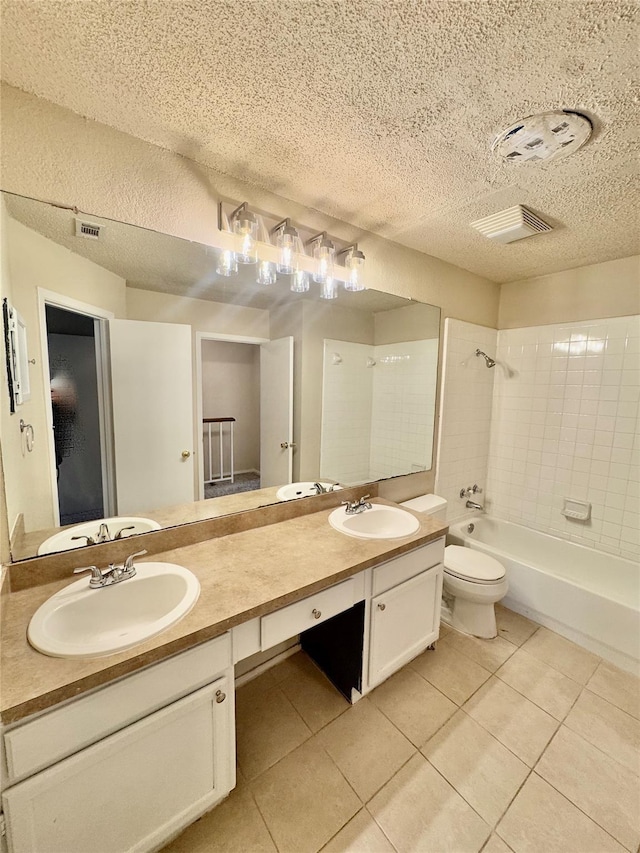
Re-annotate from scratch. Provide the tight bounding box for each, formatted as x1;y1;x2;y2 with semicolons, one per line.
400;494;447;520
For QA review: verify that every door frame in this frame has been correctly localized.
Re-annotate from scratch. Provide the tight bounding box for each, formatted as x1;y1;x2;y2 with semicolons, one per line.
37;288;115;527
194;332;269;502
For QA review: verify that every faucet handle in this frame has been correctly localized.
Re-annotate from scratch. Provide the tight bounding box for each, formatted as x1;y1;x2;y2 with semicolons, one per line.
114;525;136;540
359;494;371;503
73;566;104;587
123;549;147;571
71;535;96;546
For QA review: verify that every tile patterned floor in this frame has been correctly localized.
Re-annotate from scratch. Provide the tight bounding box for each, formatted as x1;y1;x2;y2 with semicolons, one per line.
162;605;640;853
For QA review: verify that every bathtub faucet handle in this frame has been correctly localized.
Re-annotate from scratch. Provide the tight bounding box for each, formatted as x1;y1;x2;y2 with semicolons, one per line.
460;484;483;498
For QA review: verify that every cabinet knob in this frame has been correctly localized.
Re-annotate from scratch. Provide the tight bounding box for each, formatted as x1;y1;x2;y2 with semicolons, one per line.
312;608;322;619
215;690;226;703
377;603;386;611
181;450;191;459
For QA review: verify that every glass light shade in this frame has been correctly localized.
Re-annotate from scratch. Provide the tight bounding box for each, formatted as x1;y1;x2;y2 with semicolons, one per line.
233;212;258;264
320;277;338;300
312;237;335;284
343;249;366;292
290;269;310;293
256;260;277;286
276;225;299;274
216;248;238;277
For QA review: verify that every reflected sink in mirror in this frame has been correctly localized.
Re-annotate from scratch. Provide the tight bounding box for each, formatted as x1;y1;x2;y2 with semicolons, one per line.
28;562;200;659
329;504;420;540
37;517;162;556
276;482;342;501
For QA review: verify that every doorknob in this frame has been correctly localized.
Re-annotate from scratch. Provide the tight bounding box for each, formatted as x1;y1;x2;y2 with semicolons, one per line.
280;442;297;450
181;450;191;459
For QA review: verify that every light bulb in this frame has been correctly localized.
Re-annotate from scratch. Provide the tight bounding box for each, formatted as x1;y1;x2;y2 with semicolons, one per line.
216;249;238;277
312;237;335;284
233;211;258;264
276;224;299;275
256;260;276;286
343;248;366;292
320;277;338;300
290;269;310;293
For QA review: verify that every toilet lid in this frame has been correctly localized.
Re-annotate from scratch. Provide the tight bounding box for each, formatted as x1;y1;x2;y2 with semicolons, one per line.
444;545;506;582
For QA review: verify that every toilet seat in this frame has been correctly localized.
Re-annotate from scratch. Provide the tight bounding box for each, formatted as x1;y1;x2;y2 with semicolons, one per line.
444;545;506;584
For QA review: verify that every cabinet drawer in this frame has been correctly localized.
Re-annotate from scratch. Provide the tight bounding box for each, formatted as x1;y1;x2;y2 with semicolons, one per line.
3;633;231;784
372;539;444;596
3;676;234;853
261;579;359;650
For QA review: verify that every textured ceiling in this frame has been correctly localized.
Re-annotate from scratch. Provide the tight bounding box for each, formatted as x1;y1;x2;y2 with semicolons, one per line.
1;0;639;283
3;192;413;314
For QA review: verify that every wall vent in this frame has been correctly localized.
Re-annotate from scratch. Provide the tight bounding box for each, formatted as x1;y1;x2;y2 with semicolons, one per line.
75;218;102;240
470;205;552;244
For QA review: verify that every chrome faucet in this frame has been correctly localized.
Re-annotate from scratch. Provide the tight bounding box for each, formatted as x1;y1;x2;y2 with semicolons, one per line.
465;499;484;511
313;483;337;495
73;550;147;588
95;523;111;543
342;495;372;515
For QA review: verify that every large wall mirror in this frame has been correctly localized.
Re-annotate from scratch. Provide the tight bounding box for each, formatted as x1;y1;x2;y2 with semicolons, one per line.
1;191;441;562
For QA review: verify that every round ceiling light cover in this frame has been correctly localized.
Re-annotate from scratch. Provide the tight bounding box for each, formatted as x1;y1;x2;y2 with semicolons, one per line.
492;110;593;164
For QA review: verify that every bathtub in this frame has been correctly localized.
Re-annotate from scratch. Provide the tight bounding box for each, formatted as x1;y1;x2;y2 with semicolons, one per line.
448;517;640;674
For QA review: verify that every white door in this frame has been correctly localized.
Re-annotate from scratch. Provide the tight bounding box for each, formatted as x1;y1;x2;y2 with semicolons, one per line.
109;320;194;514
260;336;294;487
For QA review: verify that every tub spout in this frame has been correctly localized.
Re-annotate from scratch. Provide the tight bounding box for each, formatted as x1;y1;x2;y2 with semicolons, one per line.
466;499;484;511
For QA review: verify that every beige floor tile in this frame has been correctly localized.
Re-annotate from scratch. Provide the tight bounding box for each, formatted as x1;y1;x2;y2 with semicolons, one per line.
269;649;318;683
482;834;513;853
410;642;491;705
235;667;279;701
521;627;600;685
161;783;277;853
368;666;457;747
421;711;529;826
280;659;349;733
443;629;518;672
251;738;361;853
321;808;395;853
496;773;625;853
463;677;559;766
587;660;640;721
236;685;311;779
495;605;539;647
564;689;640;776
317;697;415;802
369;753;490;852
536;726;640;851
495;648;583;720
439;621;453;636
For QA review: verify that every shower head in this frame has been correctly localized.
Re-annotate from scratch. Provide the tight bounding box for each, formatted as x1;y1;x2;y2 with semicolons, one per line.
475;349;496;368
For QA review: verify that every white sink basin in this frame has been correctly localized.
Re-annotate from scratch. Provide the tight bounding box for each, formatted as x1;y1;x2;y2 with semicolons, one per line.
276;482;342;501
37;516;162;555
28;563;200;659
329;504;420;540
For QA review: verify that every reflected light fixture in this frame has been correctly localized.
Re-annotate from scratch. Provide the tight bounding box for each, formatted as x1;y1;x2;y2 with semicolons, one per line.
290;269;310;293
256;260;277;286
230;202;258;264
216;248;238;277
308;233;335;284
272;218;300;275
320;277;338;300
340;245;366;292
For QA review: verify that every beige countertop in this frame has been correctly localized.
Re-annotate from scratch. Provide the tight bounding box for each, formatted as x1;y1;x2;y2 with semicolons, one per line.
1;500;446;725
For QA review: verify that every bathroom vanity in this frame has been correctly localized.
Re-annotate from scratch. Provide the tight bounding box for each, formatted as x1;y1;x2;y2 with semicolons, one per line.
0;502;445;853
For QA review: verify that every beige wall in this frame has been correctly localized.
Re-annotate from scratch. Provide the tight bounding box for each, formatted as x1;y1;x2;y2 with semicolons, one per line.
1;84;500;328
374;303;440;345
499;255;640;329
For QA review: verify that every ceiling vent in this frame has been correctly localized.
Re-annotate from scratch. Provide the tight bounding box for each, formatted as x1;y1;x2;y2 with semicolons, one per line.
75;218;102;240
470;205;552;244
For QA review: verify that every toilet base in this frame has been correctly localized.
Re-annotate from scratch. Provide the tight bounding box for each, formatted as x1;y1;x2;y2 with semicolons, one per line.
448;597;498;639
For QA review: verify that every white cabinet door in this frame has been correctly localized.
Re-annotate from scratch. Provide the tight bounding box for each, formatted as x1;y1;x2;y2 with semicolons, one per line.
368;567;443;688
3;676;234;853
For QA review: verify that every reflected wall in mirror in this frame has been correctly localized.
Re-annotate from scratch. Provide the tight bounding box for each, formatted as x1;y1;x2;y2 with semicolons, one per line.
0;191;440;562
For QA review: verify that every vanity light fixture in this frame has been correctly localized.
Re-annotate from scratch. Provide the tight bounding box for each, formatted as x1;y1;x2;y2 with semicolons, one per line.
272;218;299;275
216;249;238;277
320;277;338;300
290;269;310;293
307;232;336;285
229;202;258;264
338;245;366;292
256;259;277;286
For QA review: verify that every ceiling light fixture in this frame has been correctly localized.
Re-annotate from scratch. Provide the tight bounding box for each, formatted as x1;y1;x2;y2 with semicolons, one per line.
492;110;593;164
229;202;258;264
338;245;366;292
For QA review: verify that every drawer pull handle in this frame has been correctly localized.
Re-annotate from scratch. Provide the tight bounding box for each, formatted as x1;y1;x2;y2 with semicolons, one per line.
215;690;226;704
312;608;322;619
377;603;386;611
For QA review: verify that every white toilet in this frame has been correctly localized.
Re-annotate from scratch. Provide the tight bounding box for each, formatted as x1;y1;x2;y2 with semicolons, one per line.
400;494;508;639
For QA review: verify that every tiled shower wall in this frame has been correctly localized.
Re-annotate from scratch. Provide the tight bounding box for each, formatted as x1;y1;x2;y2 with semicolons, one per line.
487;316;640;560
435;319;498;522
